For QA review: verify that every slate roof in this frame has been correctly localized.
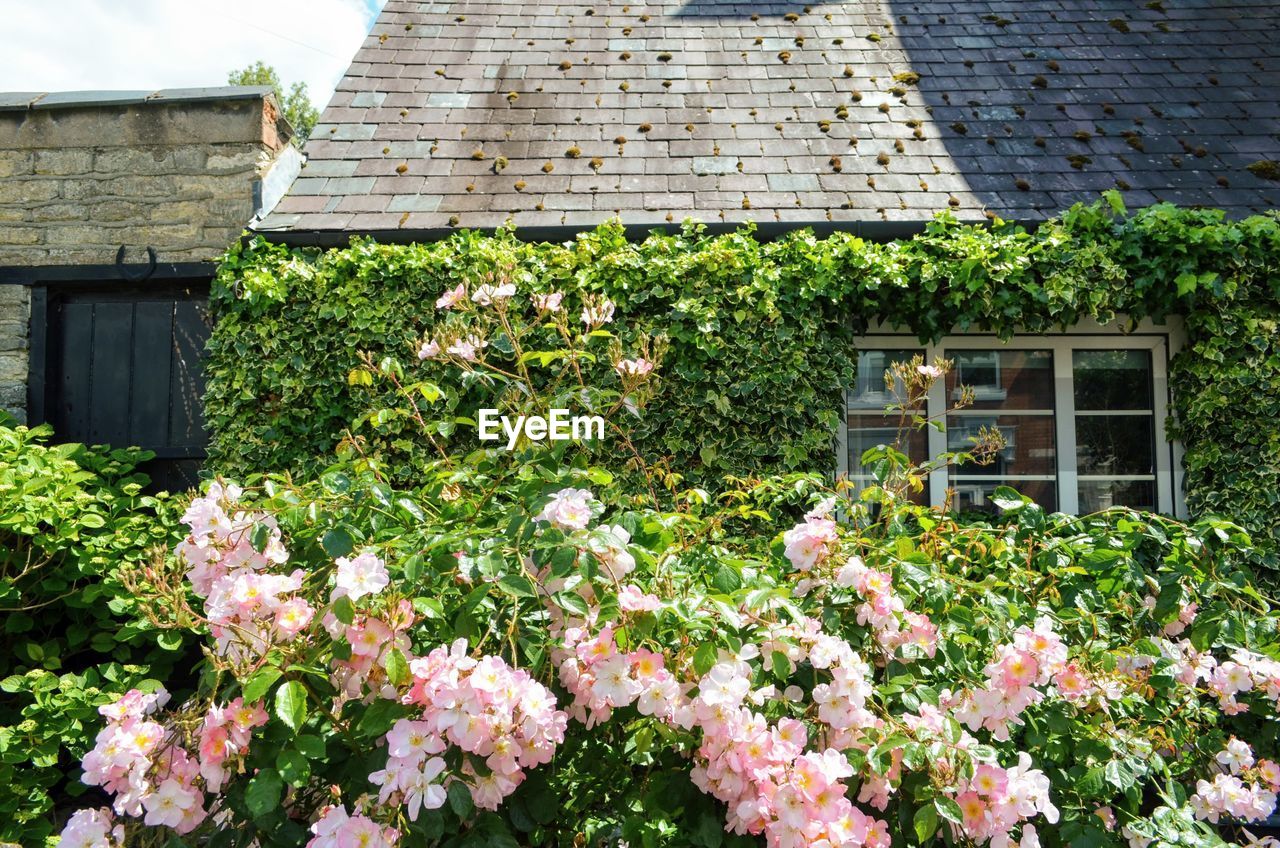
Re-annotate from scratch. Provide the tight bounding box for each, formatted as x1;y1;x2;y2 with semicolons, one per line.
0;86;276;112
259;0;1280;235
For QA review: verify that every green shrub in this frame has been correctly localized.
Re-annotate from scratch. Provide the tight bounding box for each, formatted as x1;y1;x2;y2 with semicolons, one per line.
0;417;191;844
204;197;1280;574
53;302;1280;848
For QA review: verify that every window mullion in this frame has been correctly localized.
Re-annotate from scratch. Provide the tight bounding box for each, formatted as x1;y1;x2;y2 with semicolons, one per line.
1053;340;1079;514
1151;338;1175;515
927;341;948;508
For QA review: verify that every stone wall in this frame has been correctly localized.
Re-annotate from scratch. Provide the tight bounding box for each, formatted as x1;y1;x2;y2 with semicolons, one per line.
0;285;28;420
0;87;293;422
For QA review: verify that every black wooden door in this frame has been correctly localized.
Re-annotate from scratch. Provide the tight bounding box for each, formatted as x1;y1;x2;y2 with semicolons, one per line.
45;280;211;491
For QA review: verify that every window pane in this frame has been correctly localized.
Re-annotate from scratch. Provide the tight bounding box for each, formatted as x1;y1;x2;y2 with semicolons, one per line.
953;479;1058;513
848;415;928;469
1075;415;1155;475
1073;349;1153;410
1078;479;1155;512
946;349;1054;410
948;414;1057;475
850;348;923;410
846;414;928;504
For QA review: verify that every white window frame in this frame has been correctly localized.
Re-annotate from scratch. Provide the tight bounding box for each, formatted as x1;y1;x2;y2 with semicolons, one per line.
838;318;1186;518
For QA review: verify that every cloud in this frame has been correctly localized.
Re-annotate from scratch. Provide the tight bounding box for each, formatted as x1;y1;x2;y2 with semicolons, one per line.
0;0;383;110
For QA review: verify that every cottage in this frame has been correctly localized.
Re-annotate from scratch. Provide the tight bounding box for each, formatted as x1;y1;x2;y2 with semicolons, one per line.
247;0;1280;520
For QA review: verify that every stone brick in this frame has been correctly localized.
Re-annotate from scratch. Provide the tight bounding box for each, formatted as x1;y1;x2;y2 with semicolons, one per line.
28;203;86;223
0;150;33;178
93;147;175;174
0;226;43;245
33;148;93;175
206;148;267;173
0;179;59;204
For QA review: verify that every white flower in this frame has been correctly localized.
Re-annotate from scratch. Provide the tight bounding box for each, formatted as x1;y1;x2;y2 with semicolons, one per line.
403;758;447;820
535;488;595;531
615;358;654;377
533;291;564;312
447;334;488;361
581;299;615;327
471;283;516;305
141;778;199;829
435;283;466;310
333;551;390;601
1218;738;1255;774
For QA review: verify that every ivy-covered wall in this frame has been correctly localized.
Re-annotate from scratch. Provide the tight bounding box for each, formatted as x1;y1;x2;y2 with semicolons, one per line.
206;195;1280;570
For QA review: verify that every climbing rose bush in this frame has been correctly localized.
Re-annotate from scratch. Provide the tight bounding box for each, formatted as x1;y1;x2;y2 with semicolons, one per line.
59;276;1279;848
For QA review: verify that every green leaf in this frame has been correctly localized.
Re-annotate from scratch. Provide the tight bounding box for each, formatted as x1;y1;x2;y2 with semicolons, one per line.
245;768;283;818
250;522;272;552
321;528;354;559
156;631;183;651
447;780;475;819
274;680;308;733
555;591;589;616
498;572;537;598
935;797;964;825
913;803;939;843
357;698;403;738
242;667;282;704
771;650;790;681
693;642;717;677
276;748;311;786
385;647;409;687
711;564;742;594
1078;766;1108;797
294;734;326;760
332;594;356;625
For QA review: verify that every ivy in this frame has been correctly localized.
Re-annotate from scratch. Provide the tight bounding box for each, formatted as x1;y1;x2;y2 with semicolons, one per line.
206;194;1280;574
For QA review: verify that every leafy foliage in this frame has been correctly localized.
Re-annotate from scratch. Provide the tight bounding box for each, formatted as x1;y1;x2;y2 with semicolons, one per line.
56;294;1280;848
204;196;1280;575
0;416;193;844
227;60;319;145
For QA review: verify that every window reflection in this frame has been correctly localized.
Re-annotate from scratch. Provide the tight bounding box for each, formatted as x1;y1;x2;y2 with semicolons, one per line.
1074;348;1156;512
947;348;1056;512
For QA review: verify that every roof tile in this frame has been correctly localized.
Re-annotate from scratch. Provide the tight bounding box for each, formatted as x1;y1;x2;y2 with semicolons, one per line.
260;0;1280;233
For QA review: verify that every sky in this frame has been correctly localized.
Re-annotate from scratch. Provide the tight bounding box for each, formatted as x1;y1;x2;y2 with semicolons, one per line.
0;0;384;110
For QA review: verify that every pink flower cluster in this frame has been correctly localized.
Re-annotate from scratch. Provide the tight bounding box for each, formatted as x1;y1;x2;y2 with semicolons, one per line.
834;557;938;659
535;487;596;531
953;755;1057;848
615;357;655;378
57;808;124;848
556;613;900;848
177;483;315;659
1146;596;1198;637
558;624;683;727
307;804;399;848
74;686;268;839
545;499;1067;848
950;618;1067;741
782;515;839;572
683;653;891;848
1190;739;1279;824
1161;640;1280;716
197;697;269;792
326;599;413;700
398;639;567;810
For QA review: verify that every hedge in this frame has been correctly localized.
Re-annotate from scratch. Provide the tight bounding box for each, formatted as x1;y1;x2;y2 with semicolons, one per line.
205;193;1280;571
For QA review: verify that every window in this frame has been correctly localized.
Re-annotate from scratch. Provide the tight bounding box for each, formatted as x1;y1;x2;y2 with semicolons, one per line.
839;326;1182;516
